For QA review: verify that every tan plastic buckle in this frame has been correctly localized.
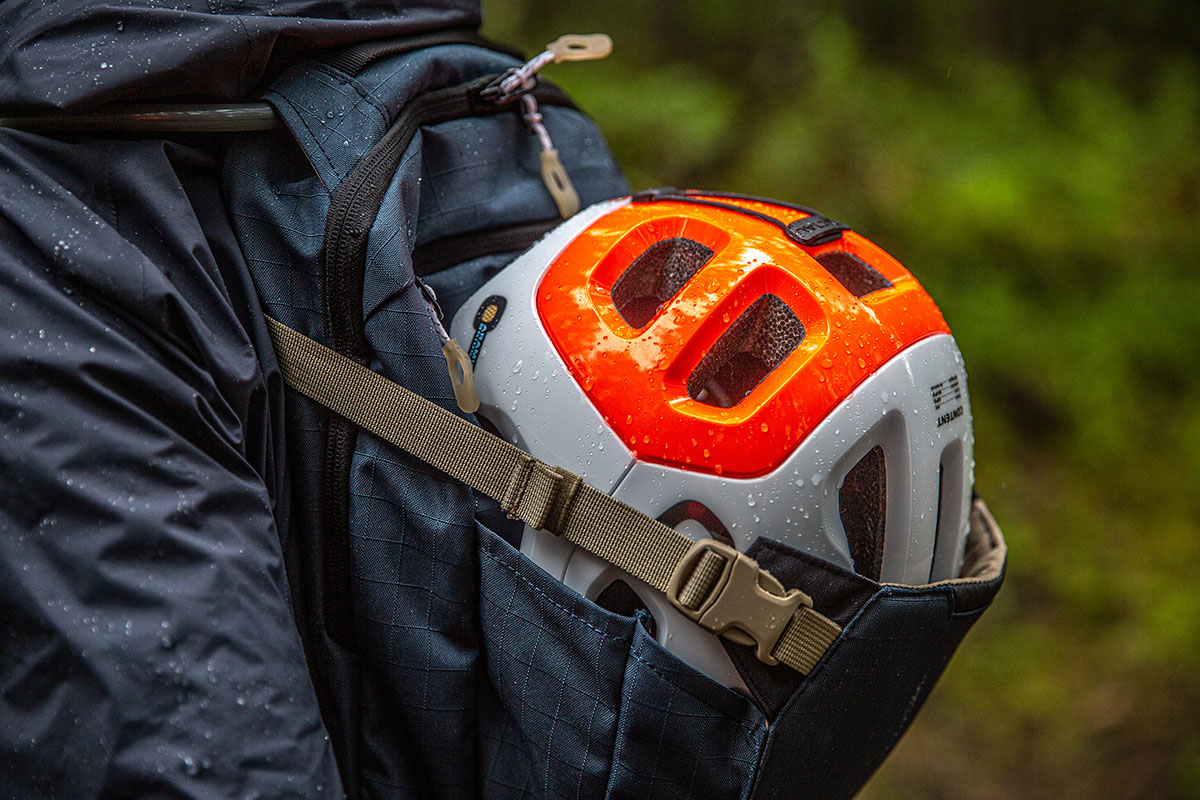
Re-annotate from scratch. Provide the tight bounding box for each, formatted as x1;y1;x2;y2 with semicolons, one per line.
666;539;809;666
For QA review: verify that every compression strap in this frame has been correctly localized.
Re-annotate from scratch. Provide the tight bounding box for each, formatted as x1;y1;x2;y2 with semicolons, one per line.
264;316;842;674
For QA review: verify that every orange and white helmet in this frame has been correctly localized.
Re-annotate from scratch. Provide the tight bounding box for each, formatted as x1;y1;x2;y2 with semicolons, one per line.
449;190;973;688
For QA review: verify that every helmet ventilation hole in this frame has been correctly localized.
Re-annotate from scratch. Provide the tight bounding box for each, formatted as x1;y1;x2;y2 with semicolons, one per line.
611;237;713;328
594;580;657;637
838;445;887;582
815;251;893;298
929;440;966;581
688;294;804;408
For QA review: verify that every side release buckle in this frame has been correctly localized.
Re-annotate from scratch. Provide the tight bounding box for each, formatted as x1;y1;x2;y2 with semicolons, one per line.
666;538;808;666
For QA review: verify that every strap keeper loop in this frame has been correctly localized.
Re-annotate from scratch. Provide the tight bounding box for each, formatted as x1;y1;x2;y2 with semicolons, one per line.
501;458;582;534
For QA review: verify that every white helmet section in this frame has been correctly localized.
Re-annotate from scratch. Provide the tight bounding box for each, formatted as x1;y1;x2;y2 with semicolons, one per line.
449;198;636;579
608;334;975;587
449;198;975;689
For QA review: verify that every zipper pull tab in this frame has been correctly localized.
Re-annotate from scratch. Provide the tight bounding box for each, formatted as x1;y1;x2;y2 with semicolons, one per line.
546;34;612;63
416;277;480;413
521;94;580;218
480;33;612;106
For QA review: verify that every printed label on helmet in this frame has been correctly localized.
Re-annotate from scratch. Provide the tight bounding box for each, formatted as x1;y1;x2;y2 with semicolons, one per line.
931;374;964;427
468;295;507;365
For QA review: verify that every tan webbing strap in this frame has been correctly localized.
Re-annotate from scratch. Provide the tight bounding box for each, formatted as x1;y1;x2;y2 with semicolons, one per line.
265;316;841;674
771;607;844;673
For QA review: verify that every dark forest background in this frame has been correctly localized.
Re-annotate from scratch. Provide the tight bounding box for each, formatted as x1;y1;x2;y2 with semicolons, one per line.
483;2;1200;797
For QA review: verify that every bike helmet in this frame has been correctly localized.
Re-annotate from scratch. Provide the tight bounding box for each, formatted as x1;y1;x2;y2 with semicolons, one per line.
449;190;974;688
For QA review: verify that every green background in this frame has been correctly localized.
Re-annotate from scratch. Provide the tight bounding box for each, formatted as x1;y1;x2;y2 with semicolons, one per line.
483;2;1200;797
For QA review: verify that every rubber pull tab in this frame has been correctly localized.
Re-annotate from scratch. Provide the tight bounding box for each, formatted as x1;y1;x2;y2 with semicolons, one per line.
547;34;613;63
442;338;480;414
540;149;580;218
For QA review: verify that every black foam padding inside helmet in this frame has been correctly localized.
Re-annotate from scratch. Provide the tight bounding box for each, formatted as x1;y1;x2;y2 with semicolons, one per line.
839;445;888;582
688;294;804;408
611;237;713;329
815;251;893;298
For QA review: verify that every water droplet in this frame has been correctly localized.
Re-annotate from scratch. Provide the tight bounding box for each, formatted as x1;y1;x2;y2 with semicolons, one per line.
512;359;523;374
747;494;756;507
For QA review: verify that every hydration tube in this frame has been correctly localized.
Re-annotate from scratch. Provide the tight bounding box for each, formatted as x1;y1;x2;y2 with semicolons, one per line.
0;103;282;133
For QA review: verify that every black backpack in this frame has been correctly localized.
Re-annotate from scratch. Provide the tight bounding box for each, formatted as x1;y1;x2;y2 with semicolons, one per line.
221;29;1006;800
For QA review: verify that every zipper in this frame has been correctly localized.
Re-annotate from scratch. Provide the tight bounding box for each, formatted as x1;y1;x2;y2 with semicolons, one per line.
322;33;608;359
321;76;575;360
317;37;608;632
318;70;578;618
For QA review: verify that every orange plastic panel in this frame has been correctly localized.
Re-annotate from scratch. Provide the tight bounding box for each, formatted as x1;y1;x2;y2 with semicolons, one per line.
535;196;949;478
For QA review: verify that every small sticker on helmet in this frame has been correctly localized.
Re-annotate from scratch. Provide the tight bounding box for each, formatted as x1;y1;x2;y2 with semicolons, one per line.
468;295;507;365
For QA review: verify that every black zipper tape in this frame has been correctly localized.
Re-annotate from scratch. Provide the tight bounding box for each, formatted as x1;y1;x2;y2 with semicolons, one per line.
323;76;575;360
318;68;578;657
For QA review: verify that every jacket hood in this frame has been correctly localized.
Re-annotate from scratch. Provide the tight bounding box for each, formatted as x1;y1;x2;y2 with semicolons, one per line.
0;0;479;111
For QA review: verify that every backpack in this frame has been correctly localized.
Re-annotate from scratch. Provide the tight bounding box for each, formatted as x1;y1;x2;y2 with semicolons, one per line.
221;29;1006;799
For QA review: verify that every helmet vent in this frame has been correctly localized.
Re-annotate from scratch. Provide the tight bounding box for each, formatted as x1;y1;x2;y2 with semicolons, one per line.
929;441;966;581
839;445;887;582
687;294;804;408
815;251;893;298
611;237;714;329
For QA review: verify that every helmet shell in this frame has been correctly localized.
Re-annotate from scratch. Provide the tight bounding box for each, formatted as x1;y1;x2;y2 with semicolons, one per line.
449;195;973;688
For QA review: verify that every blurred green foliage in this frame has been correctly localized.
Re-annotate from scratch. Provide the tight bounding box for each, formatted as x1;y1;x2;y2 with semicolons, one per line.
484;2;1200;797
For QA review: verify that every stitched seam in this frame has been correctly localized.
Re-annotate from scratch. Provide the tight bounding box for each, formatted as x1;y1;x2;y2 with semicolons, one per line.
480;547;628;643
625;648;760;737
270;91;339;182
504;458;535;518
480;544;758;731
309;62;390;134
